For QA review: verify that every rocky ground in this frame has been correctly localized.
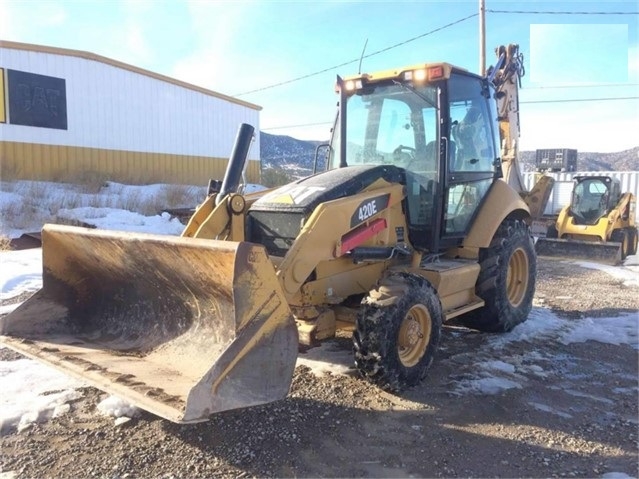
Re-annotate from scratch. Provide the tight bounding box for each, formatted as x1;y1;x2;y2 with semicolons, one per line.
1;258;638;479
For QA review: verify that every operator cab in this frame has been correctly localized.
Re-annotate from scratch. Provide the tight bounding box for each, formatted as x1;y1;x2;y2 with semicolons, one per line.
326;64;502;253
570;176;621;225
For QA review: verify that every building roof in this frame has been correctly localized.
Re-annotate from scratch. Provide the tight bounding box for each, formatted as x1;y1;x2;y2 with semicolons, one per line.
0;40;261;111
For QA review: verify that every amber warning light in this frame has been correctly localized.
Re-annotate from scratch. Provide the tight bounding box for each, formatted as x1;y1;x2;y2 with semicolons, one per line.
427;66;444;80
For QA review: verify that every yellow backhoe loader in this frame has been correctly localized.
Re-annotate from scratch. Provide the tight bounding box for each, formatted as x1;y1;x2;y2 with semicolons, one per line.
0;44;553;424
535;175;638;264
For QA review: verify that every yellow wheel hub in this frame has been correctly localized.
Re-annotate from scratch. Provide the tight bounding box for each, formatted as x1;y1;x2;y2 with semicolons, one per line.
506;247;529;308
398;304;432;367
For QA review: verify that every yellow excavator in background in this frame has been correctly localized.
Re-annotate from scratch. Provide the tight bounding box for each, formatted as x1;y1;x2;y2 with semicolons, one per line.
0;44;553;424
535;175;638;264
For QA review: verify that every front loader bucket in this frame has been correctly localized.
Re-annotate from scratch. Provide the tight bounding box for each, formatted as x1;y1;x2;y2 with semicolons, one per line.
0;224;298;423
535;238;622;265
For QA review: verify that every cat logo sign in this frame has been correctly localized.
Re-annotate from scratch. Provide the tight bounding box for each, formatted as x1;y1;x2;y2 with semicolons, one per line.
264;185;326;205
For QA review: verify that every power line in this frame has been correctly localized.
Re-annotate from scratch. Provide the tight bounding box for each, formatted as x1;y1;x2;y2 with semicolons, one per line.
234;9;636;98
521;96;639;104
526;83;639;90
263;96;638;132
233;12;478;97
487;9;638;15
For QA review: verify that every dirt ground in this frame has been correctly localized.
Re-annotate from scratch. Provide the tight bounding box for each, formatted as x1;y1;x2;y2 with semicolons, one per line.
1;258;638;479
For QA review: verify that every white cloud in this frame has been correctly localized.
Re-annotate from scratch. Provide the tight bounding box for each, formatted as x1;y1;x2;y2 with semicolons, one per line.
170;1;300;95
123;23;152;64
0;1;67;38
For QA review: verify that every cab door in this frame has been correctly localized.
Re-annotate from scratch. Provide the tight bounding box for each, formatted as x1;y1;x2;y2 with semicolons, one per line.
439;73;501;248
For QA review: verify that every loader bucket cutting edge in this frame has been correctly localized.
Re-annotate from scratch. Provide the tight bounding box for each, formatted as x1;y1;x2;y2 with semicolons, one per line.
0;224;298;423
535;238;622;266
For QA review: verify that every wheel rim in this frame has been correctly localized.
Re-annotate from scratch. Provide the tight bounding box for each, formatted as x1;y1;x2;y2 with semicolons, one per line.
397;304;432;367
506;247;529;308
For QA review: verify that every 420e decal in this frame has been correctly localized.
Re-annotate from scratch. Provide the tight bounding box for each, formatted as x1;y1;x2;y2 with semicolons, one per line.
350;194;390;228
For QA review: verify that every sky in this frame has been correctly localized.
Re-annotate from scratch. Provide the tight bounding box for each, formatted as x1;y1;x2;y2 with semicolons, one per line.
1;0;638;152
0;179;638;436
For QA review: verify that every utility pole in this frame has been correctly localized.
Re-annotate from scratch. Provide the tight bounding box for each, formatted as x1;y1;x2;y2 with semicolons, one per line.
479;0;486;76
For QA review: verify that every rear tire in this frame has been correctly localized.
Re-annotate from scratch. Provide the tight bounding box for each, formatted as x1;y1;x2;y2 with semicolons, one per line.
611;229;629;260
626;227;638;256
353;273;442;391
459;219;536;333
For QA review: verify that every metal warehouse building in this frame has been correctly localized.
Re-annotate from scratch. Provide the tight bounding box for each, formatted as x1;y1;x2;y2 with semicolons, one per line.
0;40;261;185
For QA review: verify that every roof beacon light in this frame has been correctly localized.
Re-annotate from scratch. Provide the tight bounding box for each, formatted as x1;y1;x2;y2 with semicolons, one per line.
404;68;428;82
414;69;427;81
427;66;444;80
344;79;362;91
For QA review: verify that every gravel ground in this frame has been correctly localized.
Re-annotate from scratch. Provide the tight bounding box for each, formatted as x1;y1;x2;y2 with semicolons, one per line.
1;257;638;478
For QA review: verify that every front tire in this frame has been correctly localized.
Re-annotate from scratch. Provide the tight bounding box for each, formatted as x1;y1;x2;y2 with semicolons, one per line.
611;229;629;260
627;227;638;256
353;273;442;391
459;219;536;333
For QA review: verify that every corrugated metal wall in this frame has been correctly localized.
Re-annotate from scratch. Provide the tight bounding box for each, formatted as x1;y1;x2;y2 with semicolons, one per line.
0;42;261;185
523;171;639;220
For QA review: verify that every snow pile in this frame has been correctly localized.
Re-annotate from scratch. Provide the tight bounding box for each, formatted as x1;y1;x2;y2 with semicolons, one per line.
97;395;141;419
0;359;85;433
57;208;185;234
0;248;43;302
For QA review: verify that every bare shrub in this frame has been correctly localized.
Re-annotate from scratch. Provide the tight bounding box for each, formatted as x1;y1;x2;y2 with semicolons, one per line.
0;202;18;227
118;190;160;216
67;171;110;194
160;185;202;209
118;189;142;213
0;234;10;251
14;182;59;227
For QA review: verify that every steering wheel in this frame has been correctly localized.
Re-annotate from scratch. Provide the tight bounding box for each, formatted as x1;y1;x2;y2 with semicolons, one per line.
393;145;416;168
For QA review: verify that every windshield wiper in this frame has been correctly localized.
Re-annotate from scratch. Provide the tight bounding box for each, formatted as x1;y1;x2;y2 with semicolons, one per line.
392;80;438;109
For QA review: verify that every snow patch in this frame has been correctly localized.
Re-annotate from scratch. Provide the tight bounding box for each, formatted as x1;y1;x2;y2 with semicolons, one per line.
97;395;140;419
576;258;639;288
296;341;354;376
559;314;639;350
454;376;523;395
0;359;84;433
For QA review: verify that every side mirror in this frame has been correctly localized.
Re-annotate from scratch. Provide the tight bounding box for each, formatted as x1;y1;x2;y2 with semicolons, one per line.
314;143;330;173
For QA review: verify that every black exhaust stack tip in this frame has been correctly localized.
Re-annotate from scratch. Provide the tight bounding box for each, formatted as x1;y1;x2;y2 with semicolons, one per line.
216;123;255;206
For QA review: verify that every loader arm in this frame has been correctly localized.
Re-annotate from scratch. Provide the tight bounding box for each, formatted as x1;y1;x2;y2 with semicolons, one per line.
277;181;406;300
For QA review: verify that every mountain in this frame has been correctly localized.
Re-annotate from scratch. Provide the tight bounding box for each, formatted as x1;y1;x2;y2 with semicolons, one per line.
520;147;639;172
260;132;326;177
260;132;639;173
